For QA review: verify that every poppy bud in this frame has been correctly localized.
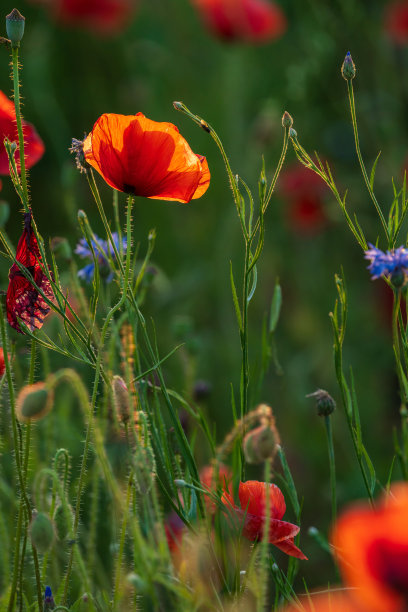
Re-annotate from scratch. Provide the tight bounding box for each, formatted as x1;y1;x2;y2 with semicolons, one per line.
307;389;336;416
282;111;293;128
50;237;72;263
243;424;279;464
53;504;73;541
0;201;10;227
6;9;25;46
341;52;356;81
112;375;130;424
30;511;55;553
16;381;54;423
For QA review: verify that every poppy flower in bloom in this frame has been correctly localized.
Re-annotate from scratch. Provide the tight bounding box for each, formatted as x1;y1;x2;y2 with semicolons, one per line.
74;113;210;204
7;213;53;334
192;0;286;43
280;164;327;234
0;91;44;175
28;0;136;35
384;2;408;44
222;480;307;559
280;483;408;612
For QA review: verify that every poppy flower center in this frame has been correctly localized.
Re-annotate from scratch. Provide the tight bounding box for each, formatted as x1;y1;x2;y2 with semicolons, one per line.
367;538;408;597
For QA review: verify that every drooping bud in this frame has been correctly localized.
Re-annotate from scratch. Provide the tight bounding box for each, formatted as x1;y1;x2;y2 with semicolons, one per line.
6;9;25;46
53;504;73;541
30;511;55;553
50;237;72;263
113;375;130;424
341;52;356;81
43;586;55;610
282;111;293;128
243;424;280;464
307;389;336;416
16;381;54;423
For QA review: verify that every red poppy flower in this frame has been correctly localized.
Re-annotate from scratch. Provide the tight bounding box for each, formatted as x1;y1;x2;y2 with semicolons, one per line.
45;0;136;35
0;91;44;175
192;0;286;43
331;483;408;612
280;164;327;234
222;480;307;559
78;112;210;203
384;2;408;44
7;213;53;334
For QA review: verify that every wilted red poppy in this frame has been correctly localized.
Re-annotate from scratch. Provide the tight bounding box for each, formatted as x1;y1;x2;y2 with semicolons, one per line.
0;91;44;175
40;0;137;35
331;483;408;612
192;0;286;43
222;480;307;559
280;164;327;234
7;213;53;334
75;112;210;203
384;2;408;44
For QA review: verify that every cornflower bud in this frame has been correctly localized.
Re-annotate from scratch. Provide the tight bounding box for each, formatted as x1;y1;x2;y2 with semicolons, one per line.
30;511;55;553
307;389;336;416
43;586;55;611
341;52;356;81
6;9;25;46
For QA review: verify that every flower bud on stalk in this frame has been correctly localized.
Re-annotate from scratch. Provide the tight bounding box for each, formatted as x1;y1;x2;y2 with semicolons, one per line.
307;389;336;416
16;380;55;423
341;52;356;81
30;511;55;553
282;111;293;128
6;9;25;46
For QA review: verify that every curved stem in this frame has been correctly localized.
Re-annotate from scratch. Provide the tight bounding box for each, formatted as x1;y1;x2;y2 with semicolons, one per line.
11;45;29;209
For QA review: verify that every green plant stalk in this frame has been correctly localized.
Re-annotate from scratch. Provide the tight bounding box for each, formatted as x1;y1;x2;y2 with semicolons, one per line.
0;305;42;612
62;196;134;603
346;80;388;239
11;45;29;209
112;473;133;608
324;415;337;525
257;459;271;612
391;290;408;473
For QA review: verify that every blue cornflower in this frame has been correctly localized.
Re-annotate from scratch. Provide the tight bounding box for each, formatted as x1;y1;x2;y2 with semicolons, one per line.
365;243;408;285
44;586;55;610
75;232;127;283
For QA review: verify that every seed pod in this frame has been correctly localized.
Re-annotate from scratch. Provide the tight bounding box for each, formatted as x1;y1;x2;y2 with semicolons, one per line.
6;9;25;45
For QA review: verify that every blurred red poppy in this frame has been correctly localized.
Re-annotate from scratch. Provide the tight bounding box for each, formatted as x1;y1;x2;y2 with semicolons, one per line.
165;511;185;557
0;91;44;175
222;480;307;559
192;0;286;43
384;2;408;44
79;112;210;203
200;463;233;513
0;348;5;377
280;164;327;234
332;482;408;612
7;213;53;334
28;0;136;35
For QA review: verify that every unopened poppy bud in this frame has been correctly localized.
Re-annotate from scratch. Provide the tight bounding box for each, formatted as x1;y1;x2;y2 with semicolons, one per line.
341;52;356;81
307;389;336;416
16;381;54;423
113;375;130;424
282;111;293;128
6;9;25;46
0;201;9;227
53;504;73;541
44;586;55;610
30;511;55;553
243;424;279;464
50;237;72;262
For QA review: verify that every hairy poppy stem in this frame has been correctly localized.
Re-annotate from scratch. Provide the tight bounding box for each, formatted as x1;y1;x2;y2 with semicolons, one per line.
10;45;29;210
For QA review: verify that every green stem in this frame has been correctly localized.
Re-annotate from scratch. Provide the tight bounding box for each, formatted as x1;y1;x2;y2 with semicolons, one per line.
392;290;408;474
11;45;29;209
257;460;271;612
112;473;133;608
324;415;337;525
347;80;388;239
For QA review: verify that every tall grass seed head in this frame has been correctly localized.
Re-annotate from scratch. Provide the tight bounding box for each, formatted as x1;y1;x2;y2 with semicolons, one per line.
16;380;54;422
6;9;25;45
307;389;336;416
341;52;356;80
30;511;55;553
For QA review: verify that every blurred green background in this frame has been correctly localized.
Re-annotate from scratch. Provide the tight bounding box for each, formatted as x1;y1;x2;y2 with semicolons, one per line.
1;0;407;583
